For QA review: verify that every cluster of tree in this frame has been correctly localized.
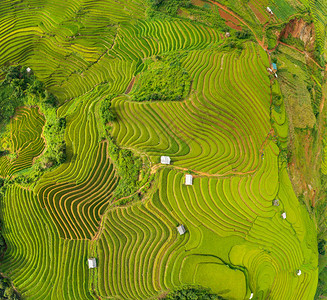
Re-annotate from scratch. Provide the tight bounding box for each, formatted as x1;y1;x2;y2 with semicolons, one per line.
0;66;66;170
38;116;67;169
0;66;31;124
148;0;191;16
272;93;282;113
100;96;116;125
100;96;155;204
318;239;326;255
0;66;55;124
0;150;9;157
131;53;191;102
99;95;143;202
235;29;252;40
0;277;20;300
107;136;142;199
164;285;225;300
220;29;254;53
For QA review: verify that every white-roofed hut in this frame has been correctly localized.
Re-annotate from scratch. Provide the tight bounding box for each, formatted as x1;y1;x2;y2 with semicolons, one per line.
161;156;171;165
185;174;193;185
296;269;302;276
281;212;287;219
88;258;97;269
177;224;186;235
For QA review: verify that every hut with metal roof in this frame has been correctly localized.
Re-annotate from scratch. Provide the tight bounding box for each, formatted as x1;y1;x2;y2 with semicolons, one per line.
185;174;193;186
272;63;277;71
88;258;97;269
177;224;186;235
161;156;171;165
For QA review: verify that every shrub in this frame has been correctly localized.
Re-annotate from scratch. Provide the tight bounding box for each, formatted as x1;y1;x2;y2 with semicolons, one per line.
131;53;191;102
100;96;116;124
148;0;191;16
235;29;251;39
0;66;67;174
318;239;326;255
106;137;142;199
164;285;225;300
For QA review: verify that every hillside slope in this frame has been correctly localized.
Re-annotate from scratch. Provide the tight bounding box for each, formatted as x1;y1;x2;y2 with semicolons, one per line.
0;0;321;299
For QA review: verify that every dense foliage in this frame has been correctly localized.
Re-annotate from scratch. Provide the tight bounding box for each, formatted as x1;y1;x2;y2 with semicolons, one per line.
0;66;66;169
131;54;191;102
106;136;142;200
39;116;66;168
0;66;56;124
99;94;142;200
100;96;116;124
164;286;225;300
0;277;20;300
0;66;35;124
148;0;191;16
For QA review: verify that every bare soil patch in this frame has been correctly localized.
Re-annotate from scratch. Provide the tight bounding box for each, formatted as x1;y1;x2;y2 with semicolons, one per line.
219;8;240;24
125;77;135;94
280;18;315;50
219;8;242;30
225;20;242;31
248;2;268;24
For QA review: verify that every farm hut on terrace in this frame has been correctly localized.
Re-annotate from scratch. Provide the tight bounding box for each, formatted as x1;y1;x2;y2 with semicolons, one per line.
225;32;230;37
177;224;186;235
161;156;171;165
272;63;277;71
185;174;193;185
266;7;273;14
88;258;97;269
26;67;31;72
273;199;280;206
281;212;287;219
296;269;302;276
249;293;254;299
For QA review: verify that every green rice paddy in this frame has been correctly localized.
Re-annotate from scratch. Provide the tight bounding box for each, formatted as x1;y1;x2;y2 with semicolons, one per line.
0;0;319;299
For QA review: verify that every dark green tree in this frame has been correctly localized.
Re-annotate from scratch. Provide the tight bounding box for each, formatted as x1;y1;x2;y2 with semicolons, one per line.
164;286;225;300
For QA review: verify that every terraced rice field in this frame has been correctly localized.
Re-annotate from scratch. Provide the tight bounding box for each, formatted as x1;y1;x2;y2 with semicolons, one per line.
112;43;270;175
268;0;301;21
304;0;327;52
0;0;319;299
0;107;45;177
